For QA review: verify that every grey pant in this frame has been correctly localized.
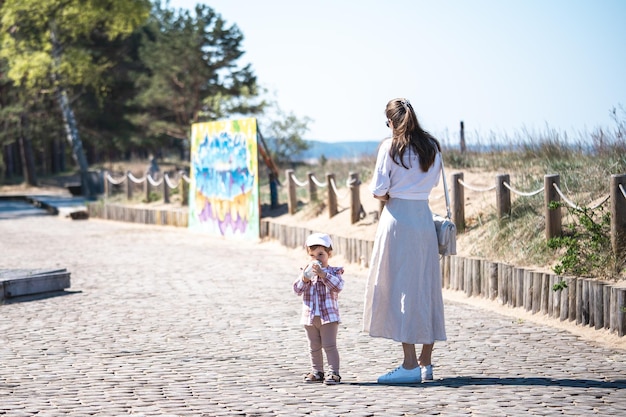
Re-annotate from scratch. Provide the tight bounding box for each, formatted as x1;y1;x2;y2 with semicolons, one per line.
304;317;340;374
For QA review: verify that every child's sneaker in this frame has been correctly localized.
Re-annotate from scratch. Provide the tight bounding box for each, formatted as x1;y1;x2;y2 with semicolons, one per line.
304;371;324;383
324;371;341;385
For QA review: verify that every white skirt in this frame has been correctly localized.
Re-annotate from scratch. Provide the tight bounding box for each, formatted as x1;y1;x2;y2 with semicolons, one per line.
362;198;447;344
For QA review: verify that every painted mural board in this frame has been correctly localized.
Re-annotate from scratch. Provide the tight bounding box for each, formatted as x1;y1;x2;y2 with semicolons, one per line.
188;118;260;240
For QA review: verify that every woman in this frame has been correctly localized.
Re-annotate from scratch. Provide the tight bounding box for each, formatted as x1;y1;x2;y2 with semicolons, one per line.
362;98;447;384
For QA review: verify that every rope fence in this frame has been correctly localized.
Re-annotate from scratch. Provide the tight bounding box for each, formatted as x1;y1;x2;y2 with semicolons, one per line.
280;168;626;254
101;165;626;255
451;172;626;255
103;170;190;205
284;169;364;224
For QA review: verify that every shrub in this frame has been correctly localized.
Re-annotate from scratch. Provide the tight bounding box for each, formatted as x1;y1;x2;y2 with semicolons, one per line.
546;202;619;279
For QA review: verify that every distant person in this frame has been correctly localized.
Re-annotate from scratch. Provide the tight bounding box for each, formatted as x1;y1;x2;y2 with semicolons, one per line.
293;232;345;385
362;98;447;384
147;155;160;177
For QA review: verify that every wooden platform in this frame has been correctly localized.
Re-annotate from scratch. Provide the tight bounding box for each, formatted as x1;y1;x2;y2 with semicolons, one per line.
0;268;71;301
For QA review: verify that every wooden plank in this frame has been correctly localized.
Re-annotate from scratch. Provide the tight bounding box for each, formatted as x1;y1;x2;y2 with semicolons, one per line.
604;285;612;330
614;288;626;337
1;269;70;300
456;256;465;292
560;281;569;321
441;256;450;289
471;258;481;297
543;274;552;316
463;258;472;296
497;263;507;305
576;278;584;325
578;279;591;325
567;277;577;322
537;273;551;315
513;268;524;307
523;269;533;311
532;271;542;314
551;275;561;319
594;281;605;330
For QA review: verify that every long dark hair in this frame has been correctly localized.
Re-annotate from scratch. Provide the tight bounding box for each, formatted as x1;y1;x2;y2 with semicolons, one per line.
385;98;441;171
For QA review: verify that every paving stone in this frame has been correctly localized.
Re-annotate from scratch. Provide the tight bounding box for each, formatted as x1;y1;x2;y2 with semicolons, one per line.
0;214;625;416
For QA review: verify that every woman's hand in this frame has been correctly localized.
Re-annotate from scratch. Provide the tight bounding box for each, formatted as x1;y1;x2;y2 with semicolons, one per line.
373;193;389;202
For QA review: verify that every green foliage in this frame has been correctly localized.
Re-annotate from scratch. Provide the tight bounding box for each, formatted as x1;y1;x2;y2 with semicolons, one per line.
145;191;161;203
547;202;616;278
552;280;568;291
0;0;269;176
0;0;152;189
263;108;312;165
0;0;151;90
130;3;264;142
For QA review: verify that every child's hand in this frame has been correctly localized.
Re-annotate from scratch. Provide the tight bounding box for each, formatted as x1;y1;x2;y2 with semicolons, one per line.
302;262;315;282
303;260;323;279
311;261;326;278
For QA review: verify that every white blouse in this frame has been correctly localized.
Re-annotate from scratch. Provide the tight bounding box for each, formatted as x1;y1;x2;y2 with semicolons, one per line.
369;138;442;200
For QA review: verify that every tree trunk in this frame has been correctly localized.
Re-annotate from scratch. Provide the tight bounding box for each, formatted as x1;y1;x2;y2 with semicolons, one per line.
11;142;21;178
19;113;38;186
55;87;93;198
3;143;17;178
50;23;93;199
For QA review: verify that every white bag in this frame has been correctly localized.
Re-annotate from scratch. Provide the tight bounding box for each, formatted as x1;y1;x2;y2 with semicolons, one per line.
434;153;457;256
433;213;457;256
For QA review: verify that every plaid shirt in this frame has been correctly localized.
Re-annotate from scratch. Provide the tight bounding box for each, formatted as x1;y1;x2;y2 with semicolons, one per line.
293;265;344;325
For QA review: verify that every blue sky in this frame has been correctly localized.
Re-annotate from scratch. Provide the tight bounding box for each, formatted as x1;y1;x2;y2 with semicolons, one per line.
167;0;626;145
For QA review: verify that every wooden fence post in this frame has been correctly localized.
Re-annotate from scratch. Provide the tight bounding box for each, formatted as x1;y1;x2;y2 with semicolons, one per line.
163;174;170;204
145;175;151;202
269;172;279;209
181;172;189;206
452;172;465;232
349;172;361;224
126;171;132;200
459;120;466;153
610;174;626;257
488;261;498;300
610;287;626;337
308;172;317;202
103;170;109;199
496;174;511;220
327;173;337;218
544;174;561;239
286;169;296;215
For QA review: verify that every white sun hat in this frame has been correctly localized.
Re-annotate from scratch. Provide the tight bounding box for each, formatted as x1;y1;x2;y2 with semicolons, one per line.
305;232;333;249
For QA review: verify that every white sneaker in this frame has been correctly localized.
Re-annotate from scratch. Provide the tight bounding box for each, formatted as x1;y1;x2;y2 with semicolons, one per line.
377;365;422;384
421;364;434;381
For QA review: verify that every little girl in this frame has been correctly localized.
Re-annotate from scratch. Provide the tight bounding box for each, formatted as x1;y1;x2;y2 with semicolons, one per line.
293;232;345;385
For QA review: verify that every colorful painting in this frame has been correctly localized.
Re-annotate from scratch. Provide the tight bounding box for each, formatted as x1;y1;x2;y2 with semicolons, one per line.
188;118;259;240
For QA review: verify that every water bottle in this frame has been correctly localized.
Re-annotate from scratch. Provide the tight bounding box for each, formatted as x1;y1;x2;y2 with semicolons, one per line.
303;260;323;279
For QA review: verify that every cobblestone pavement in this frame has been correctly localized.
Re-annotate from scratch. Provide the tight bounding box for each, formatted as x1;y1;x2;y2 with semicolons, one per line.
1;204;625;416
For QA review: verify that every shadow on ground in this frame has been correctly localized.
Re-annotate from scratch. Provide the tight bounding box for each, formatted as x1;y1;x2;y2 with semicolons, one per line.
347;377;626;389
1;290;82;305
